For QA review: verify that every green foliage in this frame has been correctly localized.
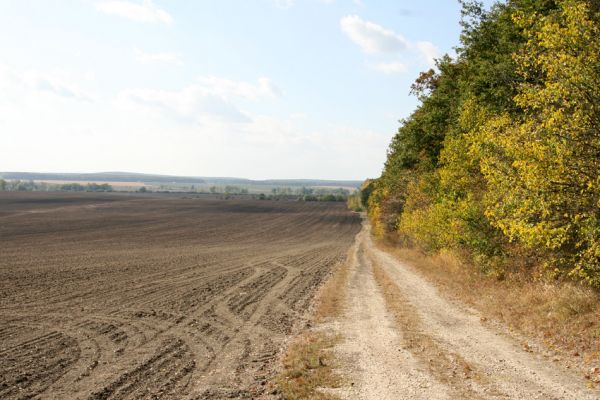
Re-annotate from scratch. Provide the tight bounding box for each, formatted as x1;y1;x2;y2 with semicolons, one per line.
360;180;375;207
2;180;44;192
60;183;85;191
369;0;600;286
347;180;378;212
60;182;113;192
475;0;600;285
391;55;463;171
346;193;362;211
302;194;345;202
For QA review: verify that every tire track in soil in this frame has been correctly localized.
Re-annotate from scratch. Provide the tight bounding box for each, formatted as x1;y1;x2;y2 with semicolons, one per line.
0;193;361;399
193;262;298;397
90;338;196;400
0;330;81;399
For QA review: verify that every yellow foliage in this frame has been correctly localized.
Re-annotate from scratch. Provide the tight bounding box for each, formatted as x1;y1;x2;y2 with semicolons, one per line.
369;0;599;287
368;185;386;239
476;0;600;285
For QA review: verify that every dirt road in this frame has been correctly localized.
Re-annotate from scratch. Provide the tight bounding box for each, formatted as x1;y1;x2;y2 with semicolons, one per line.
332;220;599;400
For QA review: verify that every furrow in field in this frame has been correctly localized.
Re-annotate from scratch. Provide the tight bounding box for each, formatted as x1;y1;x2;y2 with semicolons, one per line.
89;338;195;400
0;331;80;399
0;194;362;398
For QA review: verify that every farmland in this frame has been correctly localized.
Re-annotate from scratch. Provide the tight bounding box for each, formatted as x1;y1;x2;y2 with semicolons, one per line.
0;192;361;399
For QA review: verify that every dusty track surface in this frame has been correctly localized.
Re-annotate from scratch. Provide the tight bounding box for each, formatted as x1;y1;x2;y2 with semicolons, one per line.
332;220;600;400
0;192;360;399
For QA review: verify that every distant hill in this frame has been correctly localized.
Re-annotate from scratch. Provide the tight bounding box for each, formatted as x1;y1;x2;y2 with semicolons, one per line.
0;171;206;184
0;172;362;188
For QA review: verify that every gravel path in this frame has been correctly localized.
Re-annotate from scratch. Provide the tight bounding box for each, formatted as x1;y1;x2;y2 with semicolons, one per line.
331;219;599;400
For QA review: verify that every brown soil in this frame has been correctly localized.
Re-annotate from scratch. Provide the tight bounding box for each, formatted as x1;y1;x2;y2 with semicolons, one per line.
0;192;361;399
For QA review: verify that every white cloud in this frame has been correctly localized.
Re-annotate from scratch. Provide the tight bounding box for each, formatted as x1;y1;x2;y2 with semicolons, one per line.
0;65;93;102
0;58;386;180
340;15;408;54
134;49;183;65
95;0;173;24
341;15;441;73
110;75;388;179
273;0;294;9
372;61;406;74
118;76;282;124
120;87;251;123
258;77;283;97
197;76;282;100
415;41;439;68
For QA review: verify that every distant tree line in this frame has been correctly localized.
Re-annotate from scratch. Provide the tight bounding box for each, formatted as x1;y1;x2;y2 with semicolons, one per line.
346;180;375;212
204;185;351;201
0;179;354;200
208;185;249;194
301;194;346;202
60;183;113;192
0;179;113;192
257;192;348;202
0;179;42;192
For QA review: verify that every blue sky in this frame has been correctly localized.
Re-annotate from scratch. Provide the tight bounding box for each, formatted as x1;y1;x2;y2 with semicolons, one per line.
0;0;495;180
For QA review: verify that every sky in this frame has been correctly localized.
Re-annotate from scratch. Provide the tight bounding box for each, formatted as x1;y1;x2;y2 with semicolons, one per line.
0;0;495;180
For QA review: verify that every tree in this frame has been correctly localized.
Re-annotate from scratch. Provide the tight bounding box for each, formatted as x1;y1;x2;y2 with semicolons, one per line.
476;0;600;285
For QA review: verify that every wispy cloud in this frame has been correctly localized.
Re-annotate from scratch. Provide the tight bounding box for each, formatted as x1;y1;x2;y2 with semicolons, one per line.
371;61;406;74
134;49;183;65
118;76;282;124
273;0;294;9
96;0;173;24
197;76;282;100
120;87;251;123
340;15;408;54
341;15;439;73
415;41;439;67
0;64;94;102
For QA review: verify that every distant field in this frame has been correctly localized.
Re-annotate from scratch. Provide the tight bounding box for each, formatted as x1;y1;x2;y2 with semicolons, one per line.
0;192;361;398
36;179;148;188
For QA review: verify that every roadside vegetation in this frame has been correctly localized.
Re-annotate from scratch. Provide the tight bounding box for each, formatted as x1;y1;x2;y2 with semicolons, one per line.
366;0;600;289
361;0;600;381
275;246;355;399
276;334;341;400
379;244;600;384
346;180;375;211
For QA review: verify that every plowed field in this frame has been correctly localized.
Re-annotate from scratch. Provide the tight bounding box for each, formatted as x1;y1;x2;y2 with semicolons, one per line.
0;192;361;399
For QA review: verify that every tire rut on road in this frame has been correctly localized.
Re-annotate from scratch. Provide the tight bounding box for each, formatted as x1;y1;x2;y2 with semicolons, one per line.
331;219;600;400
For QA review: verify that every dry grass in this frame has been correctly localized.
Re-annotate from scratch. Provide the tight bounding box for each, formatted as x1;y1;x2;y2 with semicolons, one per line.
275;247;355;399
314;246;355;322
275;333;341;400
378;241;600;382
